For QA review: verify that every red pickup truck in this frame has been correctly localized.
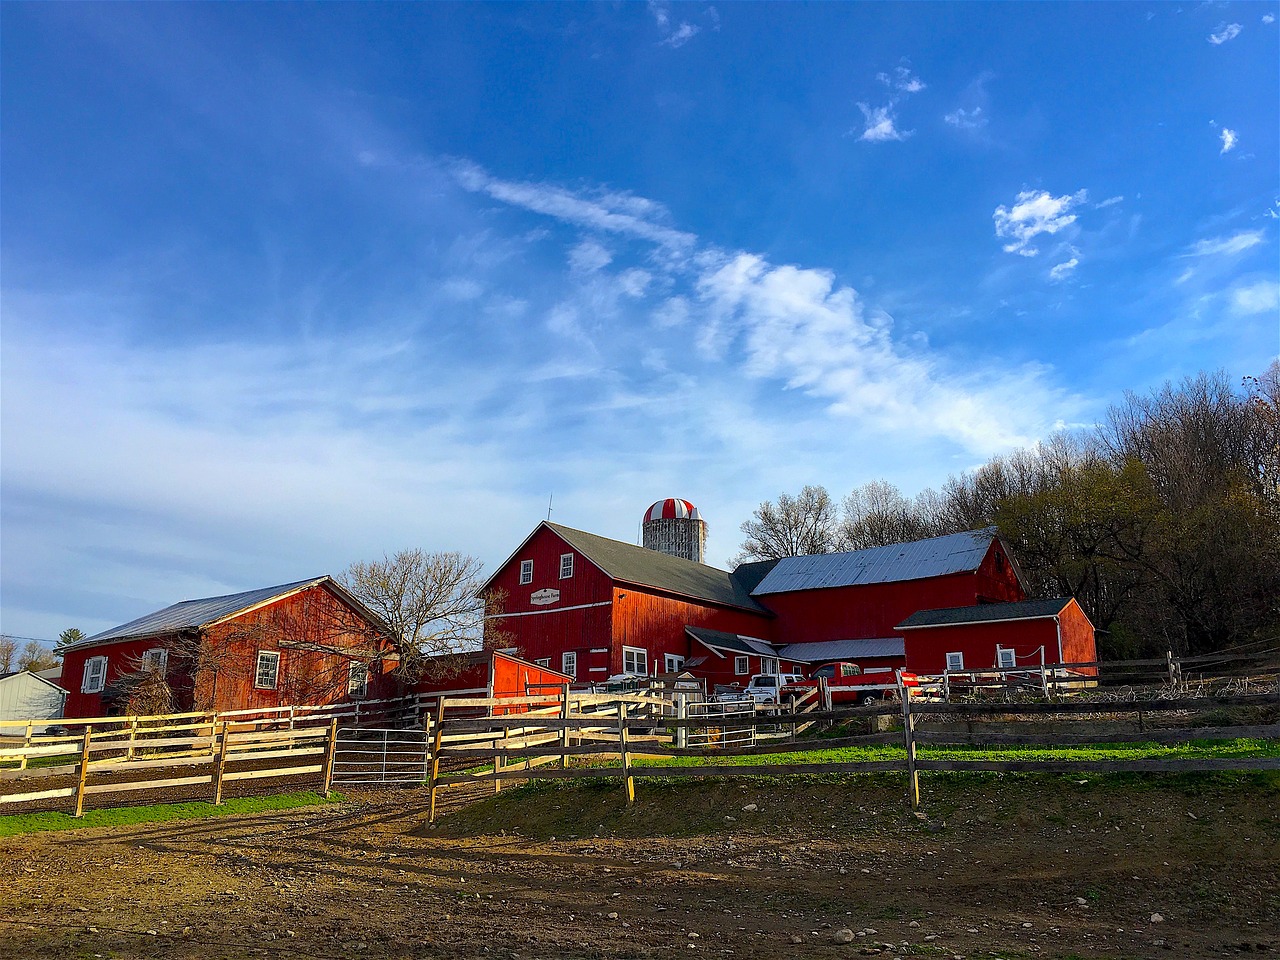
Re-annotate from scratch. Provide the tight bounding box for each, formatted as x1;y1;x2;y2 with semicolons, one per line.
783;662;918;704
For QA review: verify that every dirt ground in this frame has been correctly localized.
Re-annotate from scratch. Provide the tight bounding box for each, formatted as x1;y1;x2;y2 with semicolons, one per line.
1;773;1277;960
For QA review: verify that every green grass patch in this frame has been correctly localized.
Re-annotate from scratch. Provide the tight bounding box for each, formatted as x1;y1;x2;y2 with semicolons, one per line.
0;790;342;837
629;737;1279;769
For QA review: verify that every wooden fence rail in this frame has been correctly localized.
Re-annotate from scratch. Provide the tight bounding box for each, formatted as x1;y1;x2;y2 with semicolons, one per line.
424;688;1279;820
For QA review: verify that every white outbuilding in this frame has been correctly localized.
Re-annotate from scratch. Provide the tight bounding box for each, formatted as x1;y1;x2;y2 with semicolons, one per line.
0;670;68;735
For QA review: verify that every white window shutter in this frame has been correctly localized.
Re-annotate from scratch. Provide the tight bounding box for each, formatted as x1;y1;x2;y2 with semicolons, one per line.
81;660;93;693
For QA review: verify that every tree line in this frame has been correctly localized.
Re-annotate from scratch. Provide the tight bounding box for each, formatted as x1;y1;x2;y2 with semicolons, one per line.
735;365;1280;658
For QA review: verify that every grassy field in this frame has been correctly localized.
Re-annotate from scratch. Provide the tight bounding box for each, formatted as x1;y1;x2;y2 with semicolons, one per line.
0;790;341;837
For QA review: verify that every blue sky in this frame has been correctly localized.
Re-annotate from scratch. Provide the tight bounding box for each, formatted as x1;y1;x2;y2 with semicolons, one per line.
2;2;1277;643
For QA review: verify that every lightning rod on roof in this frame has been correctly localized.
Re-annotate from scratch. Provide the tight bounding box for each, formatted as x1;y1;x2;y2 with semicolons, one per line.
547;493;553;522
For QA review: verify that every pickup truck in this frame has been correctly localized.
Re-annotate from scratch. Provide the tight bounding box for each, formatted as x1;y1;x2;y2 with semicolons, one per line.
714;673;807;705
782;662;918;704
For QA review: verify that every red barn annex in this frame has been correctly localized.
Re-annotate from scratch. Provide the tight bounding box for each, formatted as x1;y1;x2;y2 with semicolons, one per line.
60;577;398;718
483;505;1097;684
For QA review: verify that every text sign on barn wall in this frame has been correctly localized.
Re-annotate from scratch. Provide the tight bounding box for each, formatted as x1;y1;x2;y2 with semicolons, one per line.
530;588;560;606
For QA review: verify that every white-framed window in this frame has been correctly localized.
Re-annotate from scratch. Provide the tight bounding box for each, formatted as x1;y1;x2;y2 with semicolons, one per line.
559;553;574;579
519;560;534;585
622;646;647;676
81;656;108;694
734;655;749;675
996;647;1016;669
760;656;779;675
534;657;551;667
142;647;168;674
562;651;578;678
348;662;369;699
255;650;281;690
945;651;965;672
664;653;685;674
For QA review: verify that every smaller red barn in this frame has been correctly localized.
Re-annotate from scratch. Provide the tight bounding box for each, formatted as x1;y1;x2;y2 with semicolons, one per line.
413;650;573;715
895;597;1097;675
60;577;398;718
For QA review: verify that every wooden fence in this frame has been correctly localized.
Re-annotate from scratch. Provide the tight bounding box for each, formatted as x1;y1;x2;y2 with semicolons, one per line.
0;720;340;816
424;686;1280;819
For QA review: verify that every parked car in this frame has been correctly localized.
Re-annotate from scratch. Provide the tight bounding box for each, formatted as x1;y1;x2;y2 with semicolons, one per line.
782;662;919;704
716;673;807;705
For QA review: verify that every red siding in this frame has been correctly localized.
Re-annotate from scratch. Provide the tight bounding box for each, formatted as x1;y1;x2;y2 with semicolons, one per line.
611;588;774;677
900;602;1096;675
62;584;397;719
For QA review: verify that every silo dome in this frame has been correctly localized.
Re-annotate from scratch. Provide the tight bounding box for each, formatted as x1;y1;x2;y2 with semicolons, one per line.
642;498;707;564
644;498;701;522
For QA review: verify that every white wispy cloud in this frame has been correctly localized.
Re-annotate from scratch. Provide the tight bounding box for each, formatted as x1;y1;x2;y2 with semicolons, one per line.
944;106;986;130
1186;230;1265;257
569;239;613;273
856;102;910;142
878;65;926;94
1231;279;1280;315
1220;128;1238;154
451;159;697;251
1049;257;1080;282
648;1;704;48
993;189;1088;257
1096;196;1124;209
1208;22;1242;44
1264;14;1276;24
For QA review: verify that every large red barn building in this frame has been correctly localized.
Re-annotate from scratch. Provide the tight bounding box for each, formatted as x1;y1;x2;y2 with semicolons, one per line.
483;500;1097;685
60;577;399;718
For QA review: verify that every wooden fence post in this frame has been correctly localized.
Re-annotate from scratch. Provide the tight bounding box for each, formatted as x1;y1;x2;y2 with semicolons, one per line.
942;670;951;703
560;683;571;769
617;702;635;806
495;723;507;795
321;719;339;796
676;695;688;750
900;687;920;812
428;698;446;824
20;722;33;772
126;718;140;761
212;722;231;805
73;726;93;818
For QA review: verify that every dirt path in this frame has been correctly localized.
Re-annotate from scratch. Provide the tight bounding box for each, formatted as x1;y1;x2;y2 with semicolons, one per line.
2;775;1277;959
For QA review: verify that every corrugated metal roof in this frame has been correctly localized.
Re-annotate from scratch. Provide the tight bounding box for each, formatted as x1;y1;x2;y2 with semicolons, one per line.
776;638;906;663
547;524;770;613
685;626;776;657
69;577;330;649
897;597;1073;629
752;528;999;596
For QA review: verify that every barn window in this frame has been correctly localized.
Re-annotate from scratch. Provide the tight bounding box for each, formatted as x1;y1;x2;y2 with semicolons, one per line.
348;662;369;699
559;553;574;579
734;655;749;675
81;656;108;694
255;651;281;689
996;647;1017;669
534;657;551;668
562;651;577;678
142;648;168;674
945;651;964;672
519;560;534;585
760;656;779;675
664;653;684;674
622;646;647;676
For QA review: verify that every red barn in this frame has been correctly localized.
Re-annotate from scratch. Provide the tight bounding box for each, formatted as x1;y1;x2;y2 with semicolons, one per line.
483;516;1097;684
896;597;1098;676
60;577;399;718
482;522;775;683
752;529;1027;645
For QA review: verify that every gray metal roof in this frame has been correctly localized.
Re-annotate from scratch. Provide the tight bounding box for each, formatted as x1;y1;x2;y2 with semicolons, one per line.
752;528;999;596
776;638;906;663
69;577;330;649
546;524;771;613
685;626;777;657
897;597;1073;629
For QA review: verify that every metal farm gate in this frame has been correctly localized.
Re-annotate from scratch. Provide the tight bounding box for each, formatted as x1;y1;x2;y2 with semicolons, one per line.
684;699;755;749
330;727;431;787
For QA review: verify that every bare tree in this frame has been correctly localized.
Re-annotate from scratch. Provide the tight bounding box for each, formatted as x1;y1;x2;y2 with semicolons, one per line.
734;485;841;562
839;480;941;550
0;636;16;672
341;550;494;680
17;641;58;673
